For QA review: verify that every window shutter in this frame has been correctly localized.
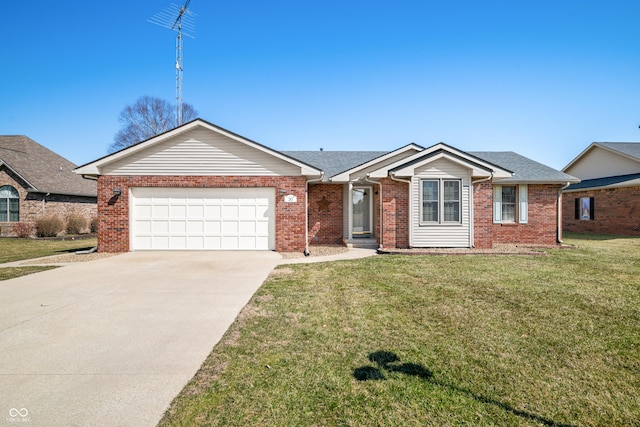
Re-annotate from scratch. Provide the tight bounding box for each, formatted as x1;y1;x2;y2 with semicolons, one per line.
590;197;595;220
493;185;502;223
518;185;528;223
575;198;580;220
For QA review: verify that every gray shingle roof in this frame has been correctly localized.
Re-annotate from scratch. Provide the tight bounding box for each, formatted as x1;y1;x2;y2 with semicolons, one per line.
470;151;579;183
285;148;577;184
282;151;388;178
0;136;97;197
597;142;640;160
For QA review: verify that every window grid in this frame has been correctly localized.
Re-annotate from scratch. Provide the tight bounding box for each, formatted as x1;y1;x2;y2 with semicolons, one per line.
421;179;461;224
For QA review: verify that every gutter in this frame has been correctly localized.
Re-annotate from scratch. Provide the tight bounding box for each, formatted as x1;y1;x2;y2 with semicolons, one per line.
389;172;412;248
557;182;571;244
304;172;325;256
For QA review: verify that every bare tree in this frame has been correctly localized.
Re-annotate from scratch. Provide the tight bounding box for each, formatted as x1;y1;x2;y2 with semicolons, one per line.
109;96;198;152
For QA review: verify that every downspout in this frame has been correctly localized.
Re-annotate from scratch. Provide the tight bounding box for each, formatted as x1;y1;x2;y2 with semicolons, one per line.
557;182;571;244
364;175;381;249
389;172;412;249
470;174;493;248
305;172;325;256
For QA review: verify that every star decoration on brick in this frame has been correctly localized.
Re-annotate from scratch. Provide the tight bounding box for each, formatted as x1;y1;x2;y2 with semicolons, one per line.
317;195;331;211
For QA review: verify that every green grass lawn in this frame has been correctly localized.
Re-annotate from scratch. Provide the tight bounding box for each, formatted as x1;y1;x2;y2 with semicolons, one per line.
0;237;97;280
160;233;640;427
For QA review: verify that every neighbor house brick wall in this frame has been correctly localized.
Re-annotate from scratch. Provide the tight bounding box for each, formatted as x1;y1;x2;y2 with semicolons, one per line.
0;168;96;236
474;182;560;248
97;175;307;253
307;183;343;245
563;186;640;236
380;177;409;248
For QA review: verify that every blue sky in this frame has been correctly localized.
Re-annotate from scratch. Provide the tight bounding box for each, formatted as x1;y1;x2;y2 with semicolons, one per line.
3;0;640;170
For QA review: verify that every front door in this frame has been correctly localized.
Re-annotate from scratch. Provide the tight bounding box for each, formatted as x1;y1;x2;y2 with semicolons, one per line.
352;186;372;237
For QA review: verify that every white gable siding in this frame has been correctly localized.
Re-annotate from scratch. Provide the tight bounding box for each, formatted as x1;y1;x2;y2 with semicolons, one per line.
411;159;471;248
102;128;301;176
565;146;640;180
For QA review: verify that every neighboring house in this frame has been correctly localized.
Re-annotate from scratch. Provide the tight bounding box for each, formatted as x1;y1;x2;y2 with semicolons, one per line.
0;136;97;235
562;142;640;236
74;119;578;253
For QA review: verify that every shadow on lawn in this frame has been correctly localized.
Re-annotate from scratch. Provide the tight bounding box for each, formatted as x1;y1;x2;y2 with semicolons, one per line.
354;351;576;427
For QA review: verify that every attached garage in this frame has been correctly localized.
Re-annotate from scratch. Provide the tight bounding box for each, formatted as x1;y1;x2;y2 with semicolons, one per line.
74;119;322;253
130;187;275;250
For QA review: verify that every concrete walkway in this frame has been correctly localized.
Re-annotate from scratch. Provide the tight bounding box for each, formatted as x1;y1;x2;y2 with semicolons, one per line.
0;251;280;427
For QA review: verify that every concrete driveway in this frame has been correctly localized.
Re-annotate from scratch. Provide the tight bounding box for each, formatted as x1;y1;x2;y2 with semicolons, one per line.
0;251;280;427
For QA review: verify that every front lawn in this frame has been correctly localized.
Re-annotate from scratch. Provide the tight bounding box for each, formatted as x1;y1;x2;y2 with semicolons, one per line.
0;237;97;280
0;236;97;264
160;233;640;426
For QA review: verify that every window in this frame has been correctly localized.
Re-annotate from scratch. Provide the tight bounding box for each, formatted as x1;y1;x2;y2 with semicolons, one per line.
575;197;594;220
0;185;19;222
421;179;461;224
493;185;528;224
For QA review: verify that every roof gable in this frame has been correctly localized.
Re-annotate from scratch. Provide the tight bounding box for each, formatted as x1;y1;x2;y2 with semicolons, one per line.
389;143;512;179
0;136;96;197
563;142;640;180
75;119;322;177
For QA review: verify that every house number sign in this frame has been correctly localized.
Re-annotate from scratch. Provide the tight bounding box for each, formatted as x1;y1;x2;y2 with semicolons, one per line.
284;195;297;203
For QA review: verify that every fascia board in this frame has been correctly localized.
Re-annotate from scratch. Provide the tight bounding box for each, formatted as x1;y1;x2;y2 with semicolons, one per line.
563;142;640;173
330;144;424;181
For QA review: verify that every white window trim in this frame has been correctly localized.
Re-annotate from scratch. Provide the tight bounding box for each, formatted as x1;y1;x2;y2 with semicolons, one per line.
493;184;528;224
420;178;462;225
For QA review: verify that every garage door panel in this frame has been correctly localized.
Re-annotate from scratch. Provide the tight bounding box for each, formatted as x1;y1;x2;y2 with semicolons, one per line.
131;187;275;250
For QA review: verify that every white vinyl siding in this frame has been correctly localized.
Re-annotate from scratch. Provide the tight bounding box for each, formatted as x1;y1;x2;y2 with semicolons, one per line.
104;128;301;176
411;159;470;248
130;187;275;250
493;184;528;224
565;146;640;180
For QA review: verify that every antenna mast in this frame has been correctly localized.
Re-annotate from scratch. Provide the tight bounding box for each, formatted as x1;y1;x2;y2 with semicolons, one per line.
149;1;196;126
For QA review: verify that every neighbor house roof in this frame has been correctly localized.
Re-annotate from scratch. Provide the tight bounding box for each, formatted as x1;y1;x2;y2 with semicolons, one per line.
563;142;640;173
470;151;579;184
564;172;640;192
0;136;97;197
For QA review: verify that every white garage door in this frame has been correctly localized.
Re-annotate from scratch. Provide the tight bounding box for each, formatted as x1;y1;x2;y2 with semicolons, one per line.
130;187;275;250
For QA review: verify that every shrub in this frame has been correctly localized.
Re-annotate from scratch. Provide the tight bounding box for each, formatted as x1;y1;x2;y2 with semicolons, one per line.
66;214;88;235
90;217;98;233
12;222;33;238
35;215;64;237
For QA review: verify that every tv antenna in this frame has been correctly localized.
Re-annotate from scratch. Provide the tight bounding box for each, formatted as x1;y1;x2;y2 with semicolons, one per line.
149;0;196;126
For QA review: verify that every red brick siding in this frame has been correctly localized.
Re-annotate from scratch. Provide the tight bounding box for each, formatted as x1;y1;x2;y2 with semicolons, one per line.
97;175;307;253
563;186;640;236
307;183;343;244
0;167;96;236
380;178;409;248
474;183;560;247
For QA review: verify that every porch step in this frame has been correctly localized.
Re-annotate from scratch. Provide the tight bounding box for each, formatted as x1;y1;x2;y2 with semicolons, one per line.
344;238;379;249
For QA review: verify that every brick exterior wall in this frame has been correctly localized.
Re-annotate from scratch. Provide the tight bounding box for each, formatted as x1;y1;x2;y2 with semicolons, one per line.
563;186;640;236
97;175;307;253
0;168;97;236
474;182;561;248
307;183;343;244
380;178;410;248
